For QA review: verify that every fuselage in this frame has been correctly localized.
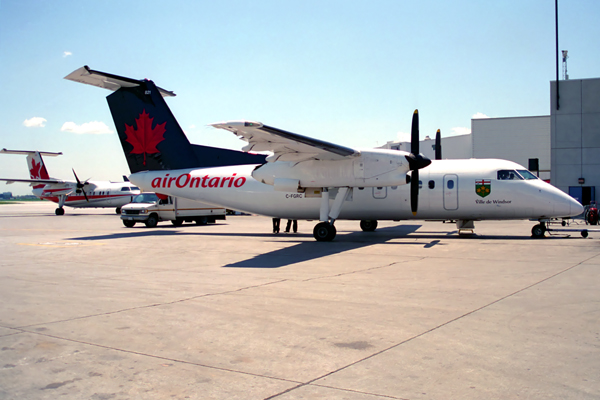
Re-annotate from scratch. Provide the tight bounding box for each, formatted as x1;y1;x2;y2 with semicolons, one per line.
129;158;583;221
34;181;140;208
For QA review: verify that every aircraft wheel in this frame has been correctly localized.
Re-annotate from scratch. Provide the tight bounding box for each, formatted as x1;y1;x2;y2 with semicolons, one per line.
145;214;159;228
581;230;589;238
123;220;136;228
55;208;65;216
195;216;208;225
313;222;336;242
115;207;121;214
360;219;378;232
171;219;184;226
531;224;546;238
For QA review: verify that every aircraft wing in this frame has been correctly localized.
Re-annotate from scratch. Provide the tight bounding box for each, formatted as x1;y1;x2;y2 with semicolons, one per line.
0;178;65;184
210;121;358;162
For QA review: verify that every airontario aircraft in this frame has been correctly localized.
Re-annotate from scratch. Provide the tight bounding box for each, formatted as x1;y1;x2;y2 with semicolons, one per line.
0;149;140;215
65;66;583;240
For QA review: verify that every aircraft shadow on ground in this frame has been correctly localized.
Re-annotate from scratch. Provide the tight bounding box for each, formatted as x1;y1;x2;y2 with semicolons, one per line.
66;224;575;269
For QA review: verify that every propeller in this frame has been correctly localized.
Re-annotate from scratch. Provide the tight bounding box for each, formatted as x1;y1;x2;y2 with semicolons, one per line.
404;110;432;215
72;169;90;202
435;129;442;160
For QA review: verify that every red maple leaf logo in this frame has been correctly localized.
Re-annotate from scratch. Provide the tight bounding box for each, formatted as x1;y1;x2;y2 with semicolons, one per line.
30;159;42;179
124;110;166;165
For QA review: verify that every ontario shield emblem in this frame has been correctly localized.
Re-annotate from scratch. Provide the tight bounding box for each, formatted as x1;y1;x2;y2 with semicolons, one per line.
475;179;491;198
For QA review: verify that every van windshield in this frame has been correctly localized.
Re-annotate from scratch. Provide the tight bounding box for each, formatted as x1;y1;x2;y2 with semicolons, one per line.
132;193;158;204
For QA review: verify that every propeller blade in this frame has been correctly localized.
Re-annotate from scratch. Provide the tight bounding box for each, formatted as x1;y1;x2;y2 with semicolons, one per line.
411;109;419;155
81;187;89;202
411;170;419;215
435;129;442;160
72;168;82;186
72;168;89;202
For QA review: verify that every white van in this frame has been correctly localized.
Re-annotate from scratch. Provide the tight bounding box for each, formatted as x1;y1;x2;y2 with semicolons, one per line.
120;193;226;228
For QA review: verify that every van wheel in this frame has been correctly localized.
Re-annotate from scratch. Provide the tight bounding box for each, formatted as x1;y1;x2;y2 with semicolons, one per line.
171;219;184;226
123;220;136;228
195;217;208;225
145;214;159;228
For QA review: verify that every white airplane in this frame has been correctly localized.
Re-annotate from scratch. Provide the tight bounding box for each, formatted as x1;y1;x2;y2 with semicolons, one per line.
65;66;583;240
0;149;141;215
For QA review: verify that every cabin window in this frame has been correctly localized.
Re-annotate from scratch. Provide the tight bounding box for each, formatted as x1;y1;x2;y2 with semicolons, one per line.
428;180;435;189
447;180;454;189
517;170;538;180
121;187;130;191
497;170;523;180
131;187;140;191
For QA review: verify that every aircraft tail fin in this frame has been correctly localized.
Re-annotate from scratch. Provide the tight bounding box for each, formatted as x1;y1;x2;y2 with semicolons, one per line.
65;66;265;173
0;149;61;189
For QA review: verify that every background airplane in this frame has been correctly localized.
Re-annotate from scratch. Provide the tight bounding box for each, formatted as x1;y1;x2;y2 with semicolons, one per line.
0;148;140;215
65;66;583;240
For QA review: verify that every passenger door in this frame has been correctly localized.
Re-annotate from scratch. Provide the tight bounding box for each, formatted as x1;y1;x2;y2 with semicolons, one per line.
443;174;458;211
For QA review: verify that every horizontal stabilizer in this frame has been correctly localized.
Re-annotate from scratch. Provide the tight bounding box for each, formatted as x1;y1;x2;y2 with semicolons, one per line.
1;148;62;157
64;66;176;98
0;178;63;184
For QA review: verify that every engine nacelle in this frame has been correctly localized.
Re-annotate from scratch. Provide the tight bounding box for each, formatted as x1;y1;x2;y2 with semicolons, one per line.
253;149;415;188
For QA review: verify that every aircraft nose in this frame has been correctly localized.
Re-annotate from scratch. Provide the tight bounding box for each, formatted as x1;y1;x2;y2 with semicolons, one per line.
570;196;584;216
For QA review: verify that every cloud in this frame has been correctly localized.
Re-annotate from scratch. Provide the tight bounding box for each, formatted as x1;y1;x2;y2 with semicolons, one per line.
450;126;471;135
61;121;113;134
23;117;47;128
472;112;489;119
396;131;410;142
63;51;72;57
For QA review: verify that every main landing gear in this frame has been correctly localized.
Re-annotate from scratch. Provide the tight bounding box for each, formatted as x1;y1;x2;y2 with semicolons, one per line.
312;187;351;242
54;194;67;216
313;222;337;241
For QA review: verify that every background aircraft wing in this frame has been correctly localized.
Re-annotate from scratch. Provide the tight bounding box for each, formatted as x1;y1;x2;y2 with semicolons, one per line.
210;121;358;162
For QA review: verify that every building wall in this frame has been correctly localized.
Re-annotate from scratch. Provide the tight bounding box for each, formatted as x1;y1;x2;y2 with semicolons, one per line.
550;78;600;203
471;116;551;180
380;134;472;160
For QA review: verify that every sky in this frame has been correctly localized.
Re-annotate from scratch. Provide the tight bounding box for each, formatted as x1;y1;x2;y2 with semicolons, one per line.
1;0;599;195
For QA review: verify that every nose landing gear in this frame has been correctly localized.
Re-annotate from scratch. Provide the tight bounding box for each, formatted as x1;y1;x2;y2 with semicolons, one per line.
531;222;546;238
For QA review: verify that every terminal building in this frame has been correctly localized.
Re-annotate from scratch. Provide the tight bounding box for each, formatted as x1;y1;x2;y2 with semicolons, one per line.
382;77;600;206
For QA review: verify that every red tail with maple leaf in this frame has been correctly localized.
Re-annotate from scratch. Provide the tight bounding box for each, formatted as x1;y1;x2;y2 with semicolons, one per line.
26;152;51;189
104;77;265;173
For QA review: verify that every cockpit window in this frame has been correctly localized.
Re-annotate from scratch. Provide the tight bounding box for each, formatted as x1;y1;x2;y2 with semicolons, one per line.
497;170;523;180
517;170;538;180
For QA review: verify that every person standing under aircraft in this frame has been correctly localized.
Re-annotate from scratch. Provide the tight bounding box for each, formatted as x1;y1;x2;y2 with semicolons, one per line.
285;219;298;233
272;217;281;234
